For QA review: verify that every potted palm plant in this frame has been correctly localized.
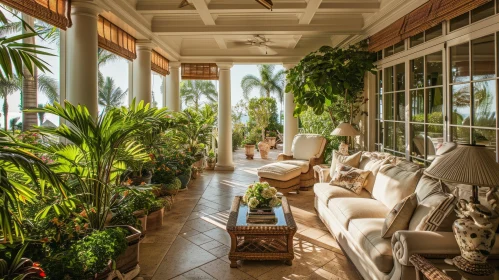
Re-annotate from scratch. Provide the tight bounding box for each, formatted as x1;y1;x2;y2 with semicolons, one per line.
206;150;216;170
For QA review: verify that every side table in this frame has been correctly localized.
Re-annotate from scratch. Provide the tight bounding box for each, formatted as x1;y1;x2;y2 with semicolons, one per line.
409;254;498;280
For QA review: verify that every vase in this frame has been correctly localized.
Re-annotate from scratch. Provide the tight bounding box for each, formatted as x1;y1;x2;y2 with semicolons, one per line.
258;141;270;159
266;137;277;149
452;218;497;275
178;169;192;190
244;144;255;159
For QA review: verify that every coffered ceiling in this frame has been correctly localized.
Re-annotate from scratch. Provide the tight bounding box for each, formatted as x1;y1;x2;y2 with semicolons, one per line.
102;0;426;63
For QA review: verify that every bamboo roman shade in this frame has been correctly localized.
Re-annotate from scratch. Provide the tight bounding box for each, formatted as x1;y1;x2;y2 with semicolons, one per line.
181;63;219;80
0;0;71;29
151;50;170;76
97;16;137;61
368;0;492;52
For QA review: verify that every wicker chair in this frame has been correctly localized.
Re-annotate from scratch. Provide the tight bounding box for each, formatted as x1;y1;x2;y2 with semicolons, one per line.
276;134;327;190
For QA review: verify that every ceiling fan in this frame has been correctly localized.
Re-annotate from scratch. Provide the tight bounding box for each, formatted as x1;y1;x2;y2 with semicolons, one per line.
233;35;282;55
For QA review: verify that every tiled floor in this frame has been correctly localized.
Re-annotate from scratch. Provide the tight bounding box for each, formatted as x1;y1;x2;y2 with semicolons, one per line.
138;147;362;280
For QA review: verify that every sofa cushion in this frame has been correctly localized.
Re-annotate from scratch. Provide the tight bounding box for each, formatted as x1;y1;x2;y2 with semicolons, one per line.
327;197;389;228
330;151;362;179
348;218;394;273
314;183;371;206
331;164;370;195
291;134;326;161
372;164;423;210
409;191;457;232
395;159;422;172
257;163;302;181
282;159;310;173
381;193;418;238
415;175;446;202
358;156;389;194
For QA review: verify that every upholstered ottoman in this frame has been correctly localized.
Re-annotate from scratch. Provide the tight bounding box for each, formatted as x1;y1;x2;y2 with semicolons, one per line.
257;163;302;193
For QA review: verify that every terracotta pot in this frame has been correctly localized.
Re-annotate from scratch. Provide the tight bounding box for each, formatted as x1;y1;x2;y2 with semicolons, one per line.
136;215;147;236
266;137;277;149
206;161;216;170
98;225;141;279
191;169;199;179
245;144;255;159
258;141;270;159
147;207;165;230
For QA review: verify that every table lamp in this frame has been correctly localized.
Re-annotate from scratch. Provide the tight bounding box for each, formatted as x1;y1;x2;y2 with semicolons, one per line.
424;144;499;276
331;122;359;155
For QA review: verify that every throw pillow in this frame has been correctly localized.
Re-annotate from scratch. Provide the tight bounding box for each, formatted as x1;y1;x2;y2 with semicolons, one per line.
330;163;370;194
372;164;423;210
414;175;447;202
358;156;390;194
381;193;418;238
409;191;457;232
329;150;362;179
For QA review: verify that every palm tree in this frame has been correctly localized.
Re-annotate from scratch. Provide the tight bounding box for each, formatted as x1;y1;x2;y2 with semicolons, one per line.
0;77;21;130
98;77;128;111
98;49;120;88
38;74;59;104
241;65;286;104
180;80;218;111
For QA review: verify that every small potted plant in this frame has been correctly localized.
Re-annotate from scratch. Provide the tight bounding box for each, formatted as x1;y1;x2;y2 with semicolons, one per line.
206;150;216;170
147;198;169;230
266;131;277;149
243;138;256;159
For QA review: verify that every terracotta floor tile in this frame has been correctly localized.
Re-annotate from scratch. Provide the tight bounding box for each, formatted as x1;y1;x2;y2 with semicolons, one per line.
171;268;215;280
199;259;256;280
200;240;224;251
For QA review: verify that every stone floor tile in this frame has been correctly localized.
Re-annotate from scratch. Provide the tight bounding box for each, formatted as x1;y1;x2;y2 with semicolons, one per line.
236;260;281;278
306;268;342;280
207;245;230;258
200;240;223;251
203;227;231;246
185;233;214;245
151;237;217;280
141;233;177;244
299;227;329;240
138;242;172;277
184;218;218;232
199;259;256;280
257;262;319;280
171;268;215;280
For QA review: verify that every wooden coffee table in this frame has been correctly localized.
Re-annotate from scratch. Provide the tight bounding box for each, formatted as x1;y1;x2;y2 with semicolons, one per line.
226;196;297;268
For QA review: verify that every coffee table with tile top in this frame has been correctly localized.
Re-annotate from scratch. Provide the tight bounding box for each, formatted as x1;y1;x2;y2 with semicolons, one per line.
226;196;297;268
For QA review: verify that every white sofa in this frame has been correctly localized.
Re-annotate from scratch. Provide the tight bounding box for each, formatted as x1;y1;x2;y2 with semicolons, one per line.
314;150;499;280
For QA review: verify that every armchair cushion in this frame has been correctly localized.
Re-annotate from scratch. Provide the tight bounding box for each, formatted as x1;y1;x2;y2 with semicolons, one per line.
291;134;326;161
257;163;302;181
282;159;310;173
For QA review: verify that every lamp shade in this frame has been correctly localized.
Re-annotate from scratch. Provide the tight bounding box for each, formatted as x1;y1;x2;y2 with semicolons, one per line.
424;145;499;187
331;123;360;137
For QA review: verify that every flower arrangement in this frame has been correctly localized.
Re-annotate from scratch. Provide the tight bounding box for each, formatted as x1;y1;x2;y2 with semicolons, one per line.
242;182;281;209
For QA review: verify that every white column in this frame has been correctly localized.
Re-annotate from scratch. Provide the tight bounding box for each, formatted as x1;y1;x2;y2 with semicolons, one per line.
66;0;101;117
215;63;234;171
132;41;153;105
283;63;299;156
165;62;181;111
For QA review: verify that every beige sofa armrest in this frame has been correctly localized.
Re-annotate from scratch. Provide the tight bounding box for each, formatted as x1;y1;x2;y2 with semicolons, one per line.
391;231;460;266
277;153;294;161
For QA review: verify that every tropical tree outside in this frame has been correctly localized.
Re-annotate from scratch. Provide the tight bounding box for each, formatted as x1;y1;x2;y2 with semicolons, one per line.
98;77;128;111
180;80;218;111
98;48;120;88
241;64;285;105
0;77;21;130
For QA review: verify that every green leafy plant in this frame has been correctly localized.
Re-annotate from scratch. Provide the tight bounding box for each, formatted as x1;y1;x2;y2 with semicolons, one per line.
0;243;46;279
28;100;169;230
286;43;376;122
41;227;127;279
248;98;273;141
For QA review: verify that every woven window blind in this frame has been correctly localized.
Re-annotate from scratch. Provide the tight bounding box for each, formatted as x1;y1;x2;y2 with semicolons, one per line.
151;50;170;76
181;63;219;80
368;0;492;52
97;16;137;61
0;0;71;29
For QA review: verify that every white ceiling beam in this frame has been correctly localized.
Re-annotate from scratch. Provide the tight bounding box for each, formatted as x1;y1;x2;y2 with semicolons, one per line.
299;0;322;25
136;1;379;14
191;0;216;25
288;35;302;49
214;36;227;49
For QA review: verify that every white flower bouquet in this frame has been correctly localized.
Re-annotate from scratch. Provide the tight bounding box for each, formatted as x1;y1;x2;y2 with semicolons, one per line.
242;182;281;209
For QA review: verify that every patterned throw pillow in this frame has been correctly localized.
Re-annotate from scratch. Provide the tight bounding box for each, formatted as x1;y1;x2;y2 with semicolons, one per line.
330;163;370;194
381;193;418;238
